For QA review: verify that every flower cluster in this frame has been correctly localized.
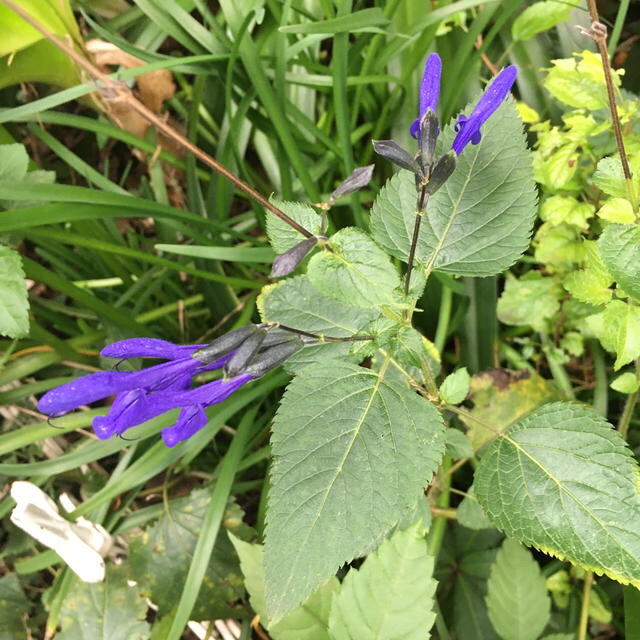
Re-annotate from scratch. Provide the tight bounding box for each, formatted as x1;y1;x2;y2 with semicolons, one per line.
374;52;517;193
38;326;302;447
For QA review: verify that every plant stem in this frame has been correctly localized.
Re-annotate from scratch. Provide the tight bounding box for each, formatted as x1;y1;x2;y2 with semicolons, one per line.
405;186;430;298
434;285;453;353
578;571;594;640
618;359;640;440
584;0;636;210
540;332;575;399
590;340;608;417
433;598;452;640
273;323;374;343
427;456;452;560
0;0;315;240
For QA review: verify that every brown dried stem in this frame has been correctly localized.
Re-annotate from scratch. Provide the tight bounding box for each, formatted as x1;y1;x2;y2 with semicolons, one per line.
1;0;314;238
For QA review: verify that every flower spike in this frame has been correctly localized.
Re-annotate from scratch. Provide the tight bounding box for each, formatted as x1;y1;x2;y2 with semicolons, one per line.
451;65;517;156
410;53;442;140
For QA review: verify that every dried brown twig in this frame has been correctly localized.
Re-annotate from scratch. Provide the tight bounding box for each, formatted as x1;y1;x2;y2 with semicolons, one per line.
1;0;313;238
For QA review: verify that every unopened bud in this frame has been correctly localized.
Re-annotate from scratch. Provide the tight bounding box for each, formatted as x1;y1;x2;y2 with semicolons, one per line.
244;336;304;378
425;151;456;195
224;328;268;378
329;165;374;203
271;236;318;277
372;140;424;177
192;325;260;364
419;109;439;170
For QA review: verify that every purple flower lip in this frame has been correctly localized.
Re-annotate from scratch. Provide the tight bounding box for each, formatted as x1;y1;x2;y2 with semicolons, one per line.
410;53;442;141
451;65;517;156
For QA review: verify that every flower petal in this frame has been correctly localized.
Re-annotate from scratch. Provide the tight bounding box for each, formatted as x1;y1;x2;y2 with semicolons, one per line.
419;53;442;119
451;65;517;156
163;373;253;408
101;338;201;360
161;405;208;447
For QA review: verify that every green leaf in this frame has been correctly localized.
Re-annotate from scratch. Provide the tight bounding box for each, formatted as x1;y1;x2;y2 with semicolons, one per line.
610;372;639;394
57;565;150;640
0;143;28;182
390;325;442;379
370;100;537;277
445;428;474;459
458;486;492;531
544;51;616;110
264;360;444;620
0;574;29;640
539;194;593;229
229;534;337;639
563;241;614;306
440;367;470;405
534;223;585;272
328;523;437;640
475;402;640;590
0;245;29;338
307;228;401;308
541;635;575;640
156;243;275;263
279;8;388;34
258;275;378;372
266;199;322;254
597;198;635;224
462;370;563;451
593;157;638;198
486;538;551;640
511;0;577;41
129;490;249;620
497;272;560;332
586;300;640;370
598;223;640;301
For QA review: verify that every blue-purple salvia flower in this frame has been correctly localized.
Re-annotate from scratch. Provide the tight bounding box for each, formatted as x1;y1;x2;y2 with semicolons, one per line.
38;328;302;447
451;64;518;156
410;53;442;141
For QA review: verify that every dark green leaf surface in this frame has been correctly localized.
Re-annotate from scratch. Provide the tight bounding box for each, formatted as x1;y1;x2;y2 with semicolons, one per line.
56;565;150;640
485;538;551;640
598;223;640;300
128;490;249;620
328;524;436;640
475;402;640;588
371;100;537;276
0;574;30;640
264;360;444;620
259;275;378;372
308;228;401;308
0;245;29;338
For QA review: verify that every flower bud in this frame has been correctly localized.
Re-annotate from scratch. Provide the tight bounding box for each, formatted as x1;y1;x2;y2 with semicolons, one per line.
271;236;318;277
192;325;261;364
425;151;456;195
244;336;304;378
329;165;374;203
223;328;268;378
419;109;439;170
372;140;424;178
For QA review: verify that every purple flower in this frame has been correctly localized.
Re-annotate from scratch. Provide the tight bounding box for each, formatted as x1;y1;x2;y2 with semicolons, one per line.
38;337;241;447
451;65;517;156
38;331;304;447
410;53;442;140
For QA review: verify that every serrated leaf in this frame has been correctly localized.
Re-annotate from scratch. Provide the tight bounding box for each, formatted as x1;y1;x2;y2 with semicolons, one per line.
128;490;249;620
586;300;640;370
475;402;640;590
0;245;29;338
497;272;560;332
540;194;593;228
264;360;445;620
440;368;470;405
462;370;563;451
598;223;640;301
308;228;401;308
458;486;492;530
229;534;337;639
390;325;442;379
328;523;437;640
266;198;322;254
486;538;551;640
0;574;29;640
511;0;576;41
593;157;638;198
57;565;150;640
259;275;378;372
445;428;474;459
564;240;614;306
370;100;537;277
